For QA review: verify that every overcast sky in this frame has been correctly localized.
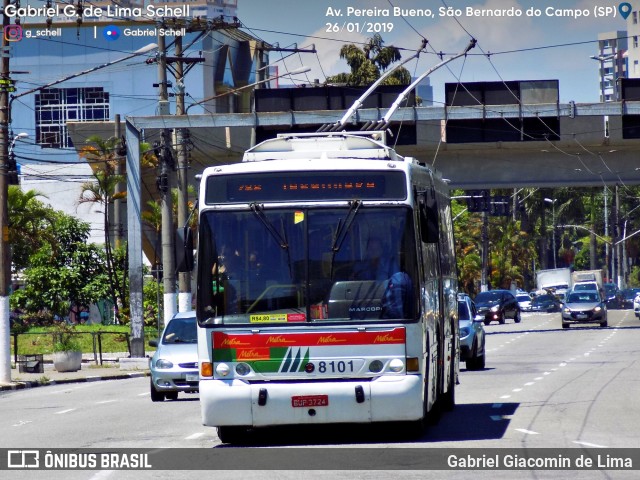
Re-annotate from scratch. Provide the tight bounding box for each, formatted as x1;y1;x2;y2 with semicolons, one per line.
236;0;629;104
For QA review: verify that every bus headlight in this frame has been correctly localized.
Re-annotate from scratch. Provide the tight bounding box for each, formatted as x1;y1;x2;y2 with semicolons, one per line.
235;363;251;376
215;363;231;377
389;358;405;372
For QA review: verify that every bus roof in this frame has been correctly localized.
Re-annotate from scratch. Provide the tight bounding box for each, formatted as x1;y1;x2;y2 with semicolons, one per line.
242;131;402;163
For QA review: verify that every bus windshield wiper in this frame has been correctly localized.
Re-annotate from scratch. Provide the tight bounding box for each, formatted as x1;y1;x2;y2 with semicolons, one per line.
250;203;293;277
250;203;289;250
330;199;362;279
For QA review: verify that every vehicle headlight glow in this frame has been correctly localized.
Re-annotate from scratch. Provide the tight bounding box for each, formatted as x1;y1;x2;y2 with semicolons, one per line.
594;306;602;312
490;305;499;312
155;359;173;369
369;360;384;373
235;363;251;376
388;358;405;373
563;307;571;313
215;363;231;377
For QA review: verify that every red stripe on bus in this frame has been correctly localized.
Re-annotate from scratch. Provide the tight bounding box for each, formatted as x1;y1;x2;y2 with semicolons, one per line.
213;328;405;349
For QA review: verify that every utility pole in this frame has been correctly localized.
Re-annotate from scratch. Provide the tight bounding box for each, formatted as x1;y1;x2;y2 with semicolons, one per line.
114;114;123;248
0;0;12;383
174;36;191;312
156;32;177;326
481;212;489;292
616;185;622;289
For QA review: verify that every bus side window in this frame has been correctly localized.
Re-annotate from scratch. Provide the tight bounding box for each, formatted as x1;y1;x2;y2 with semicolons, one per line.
419;189;439;243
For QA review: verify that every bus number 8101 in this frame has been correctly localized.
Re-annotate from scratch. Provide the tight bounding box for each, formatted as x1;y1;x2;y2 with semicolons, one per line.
317;360;355;373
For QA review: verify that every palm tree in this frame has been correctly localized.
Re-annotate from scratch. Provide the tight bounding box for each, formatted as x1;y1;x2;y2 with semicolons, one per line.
7;187;55;272
326;34;411;86
78;136;126;320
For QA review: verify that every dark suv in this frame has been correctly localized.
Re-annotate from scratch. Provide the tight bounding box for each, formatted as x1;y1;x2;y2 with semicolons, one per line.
474;290;521;325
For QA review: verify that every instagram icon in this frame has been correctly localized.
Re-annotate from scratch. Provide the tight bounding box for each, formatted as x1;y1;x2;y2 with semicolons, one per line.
4;24;23;42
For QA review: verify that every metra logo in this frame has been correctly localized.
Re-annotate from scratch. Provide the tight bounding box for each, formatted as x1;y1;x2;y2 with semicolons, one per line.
221;338;250;347
237;349;268;361
266;335;295;345
374;334;403;343
317;335;346;344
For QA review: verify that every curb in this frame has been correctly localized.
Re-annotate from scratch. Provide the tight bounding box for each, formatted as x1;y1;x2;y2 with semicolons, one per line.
0;371;150;392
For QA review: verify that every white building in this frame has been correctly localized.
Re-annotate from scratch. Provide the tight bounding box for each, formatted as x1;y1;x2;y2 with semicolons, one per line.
593;31;627;102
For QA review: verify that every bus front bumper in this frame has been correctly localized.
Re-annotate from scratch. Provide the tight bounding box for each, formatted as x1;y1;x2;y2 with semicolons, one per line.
200;375;424;427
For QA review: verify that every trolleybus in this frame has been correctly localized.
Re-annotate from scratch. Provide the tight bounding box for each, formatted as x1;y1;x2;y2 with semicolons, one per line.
192;130;459;443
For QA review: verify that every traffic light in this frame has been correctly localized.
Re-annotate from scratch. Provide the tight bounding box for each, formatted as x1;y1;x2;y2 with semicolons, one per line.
490;195;511;216
466;189;491;212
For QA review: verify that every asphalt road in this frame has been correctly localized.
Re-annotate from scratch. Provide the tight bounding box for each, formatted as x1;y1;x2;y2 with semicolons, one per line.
2;309;639;479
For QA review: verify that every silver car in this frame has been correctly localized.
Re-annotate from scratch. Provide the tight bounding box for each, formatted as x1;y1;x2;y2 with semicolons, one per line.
458;294;486;370
562;290;608;328
149;312;199;401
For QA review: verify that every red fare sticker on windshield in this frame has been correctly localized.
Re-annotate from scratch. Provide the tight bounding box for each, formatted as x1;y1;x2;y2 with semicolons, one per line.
287;313;306;322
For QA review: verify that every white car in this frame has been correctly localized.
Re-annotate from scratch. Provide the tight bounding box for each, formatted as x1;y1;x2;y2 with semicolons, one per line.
634;292;640;318
515;293;532;312
149;312;199;401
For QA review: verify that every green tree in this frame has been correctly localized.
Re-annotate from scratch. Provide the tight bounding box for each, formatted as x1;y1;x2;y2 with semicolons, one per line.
326;34;410;86
11;213;109;319
7;187;55;273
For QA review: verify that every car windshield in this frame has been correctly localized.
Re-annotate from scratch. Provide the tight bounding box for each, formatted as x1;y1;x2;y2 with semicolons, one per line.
573;283;597;291
197;207;419;325
567;292;599;303
624;289;640;299
475;291;501;303
516;295;530;302
162;317;197;344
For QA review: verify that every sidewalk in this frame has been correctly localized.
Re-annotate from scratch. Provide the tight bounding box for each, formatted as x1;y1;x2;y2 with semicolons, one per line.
0;352;151;391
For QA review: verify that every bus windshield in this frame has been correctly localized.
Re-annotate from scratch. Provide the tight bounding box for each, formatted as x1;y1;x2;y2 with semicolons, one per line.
197;206;418;326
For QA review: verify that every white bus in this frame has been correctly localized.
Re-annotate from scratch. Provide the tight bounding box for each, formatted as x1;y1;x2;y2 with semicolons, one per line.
192;131;459;443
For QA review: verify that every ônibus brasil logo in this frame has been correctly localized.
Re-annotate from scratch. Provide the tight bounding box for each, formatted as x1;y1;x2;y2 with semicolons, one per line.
103;25;121;41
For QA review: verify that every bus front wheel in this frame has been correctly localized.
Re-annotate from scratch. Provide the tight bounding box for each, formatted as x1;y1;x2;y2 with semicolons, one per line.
217;426;248;444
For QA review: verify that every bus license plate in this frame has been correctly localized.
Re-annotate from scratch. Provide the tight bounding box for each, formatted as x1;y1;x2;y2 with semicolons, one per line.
291;395;329;408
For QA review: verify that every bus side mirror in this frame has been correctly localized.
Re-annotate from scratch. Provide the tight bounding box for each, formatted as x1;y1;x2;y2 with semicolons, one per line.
176;226;194;272
419;191;439;244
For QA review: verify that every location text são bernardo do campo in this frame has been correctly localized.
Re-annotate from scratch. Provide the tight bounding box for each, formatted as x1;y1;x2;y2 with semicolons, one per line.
327;5;619;19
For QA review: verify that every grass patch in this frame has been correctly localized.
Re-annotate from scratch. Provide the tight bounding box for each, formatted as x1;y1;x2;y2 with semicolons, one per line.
10;325;158;356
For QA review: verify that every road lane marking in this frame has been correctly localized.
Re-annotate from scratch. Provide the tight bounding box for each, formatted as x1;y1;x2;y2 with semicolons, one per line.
54;409;76;415
89;470;115;480
185;432;205;440
96;400;117;404
573;441;607;448
512;388;522;392
500;395;511;399
12;420;33;427
138;392;149;396
524;382;535;386
515;429;539;435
